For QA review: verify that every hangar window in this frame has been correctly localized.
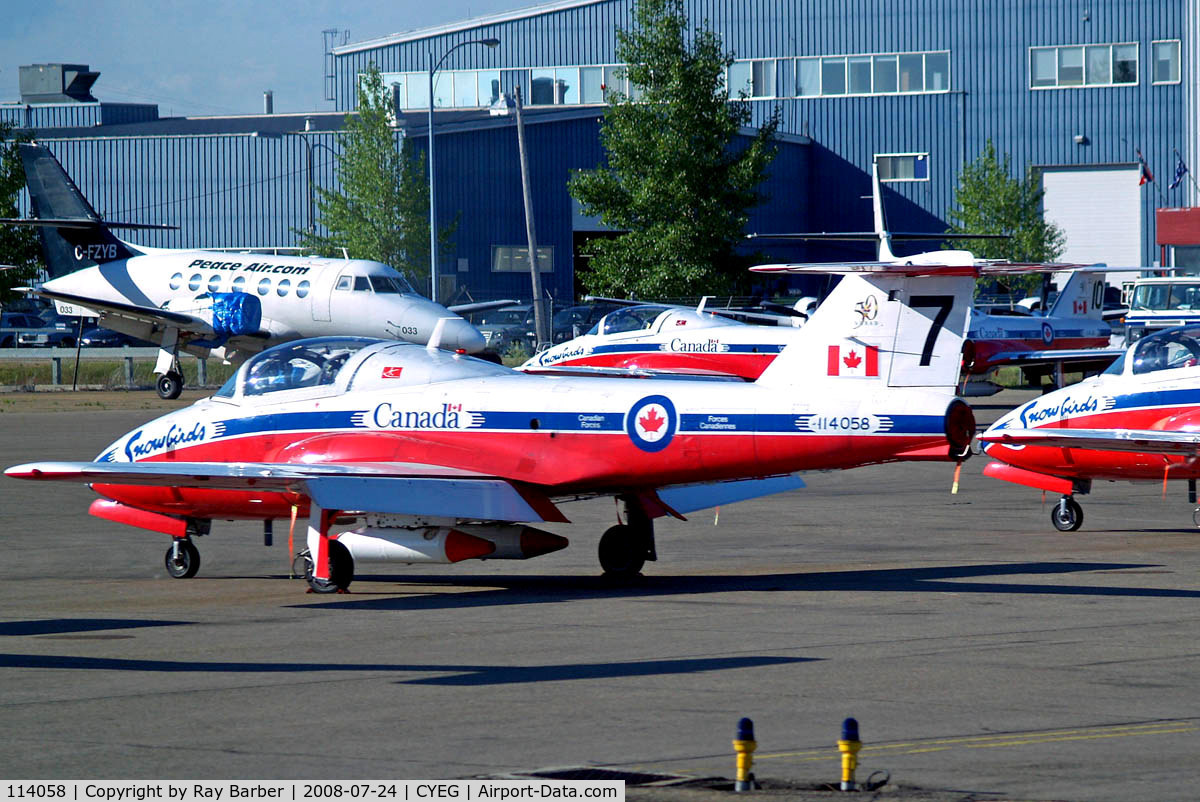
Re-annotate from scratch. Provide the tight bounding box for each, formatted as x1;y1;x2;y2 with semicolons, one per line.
791;50;949;98
581;66;604;103
1030;43;1138;89
727;59;776;98
1153;40;1181;84
876;153;929;182
491;245;553;272
531;68;580;105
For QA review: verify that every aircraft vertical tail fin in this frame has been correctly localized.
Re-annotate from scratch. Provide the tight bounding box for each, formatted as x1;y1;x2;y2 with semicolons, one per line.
753;266;974;392
16;143;140;278
1047;269;1105;320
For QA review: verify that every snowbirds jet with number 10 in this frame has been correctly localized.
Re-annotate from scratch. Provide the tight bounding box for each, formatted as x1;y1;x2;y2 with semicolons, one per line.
7;263;984;593
1;144;494;400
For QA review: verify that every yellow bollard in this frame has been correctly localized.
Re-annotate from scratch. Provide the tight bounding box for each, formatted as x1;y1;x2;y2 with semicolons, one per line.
837;717;861;791
732;717;756;792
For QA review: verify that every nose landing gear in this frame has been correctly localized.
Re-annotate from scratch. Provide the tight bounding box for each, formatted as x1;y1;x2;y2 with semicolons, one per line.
1051;495;1084;532
164;538;200;578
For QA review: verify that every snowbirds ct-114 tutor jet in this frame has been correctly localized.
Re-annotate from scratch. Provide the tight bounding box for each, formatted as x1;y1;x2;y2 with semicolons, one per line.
526;167;1118;390
7;262;982;593
1;144;496;399
979;323;1200;531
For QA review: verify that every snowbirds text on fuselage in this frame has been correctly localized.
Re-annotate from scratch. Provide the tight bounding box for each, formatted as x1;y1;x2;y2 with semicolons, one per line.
979;323;1200;531
7;263;981;593
3;144;491;400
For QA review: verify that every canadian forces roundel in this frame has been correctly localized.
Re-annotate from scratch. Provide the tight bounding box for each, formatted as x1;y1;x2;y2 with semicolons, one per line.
1041;322;1055;345
626;394;677;452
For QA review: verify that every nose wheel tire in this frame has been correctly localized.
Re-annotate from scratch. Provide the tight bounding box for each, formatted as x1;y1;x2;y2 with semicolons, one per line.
1051;496;1084;532
156;371;184;400
306;539;354;593
164;539;201;578
598;524;648;578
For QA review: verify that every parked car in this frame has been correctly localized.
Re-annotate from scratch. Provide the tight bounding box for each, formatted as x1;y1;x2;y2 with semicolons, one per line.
17;315;78;347
80;326;153;348
552;302;621;343
473;304;536;354
1;312;73;348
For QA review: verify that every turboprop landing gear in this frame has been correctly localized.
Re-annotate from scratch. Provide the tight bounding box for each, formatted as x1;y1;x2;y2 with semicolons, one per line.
164;538;200;578
598;495;657;578
154;327;184;400
1051;495;1084;532
156;371;184;400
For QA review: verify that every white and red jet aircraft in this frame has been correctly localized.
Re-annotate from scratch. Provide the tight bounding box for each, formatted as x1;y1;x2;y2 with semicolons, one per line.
978;323;1200;531
7;264;979;592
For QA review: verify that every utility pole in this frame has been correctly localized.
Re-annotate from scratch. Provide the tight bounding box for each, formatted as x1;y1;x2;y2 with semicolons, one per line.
513;86;550;350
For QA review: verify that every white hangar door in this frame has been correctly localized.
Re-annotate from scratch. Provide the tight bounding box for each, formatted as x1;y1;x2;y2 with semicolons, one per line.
1041;167;1143;272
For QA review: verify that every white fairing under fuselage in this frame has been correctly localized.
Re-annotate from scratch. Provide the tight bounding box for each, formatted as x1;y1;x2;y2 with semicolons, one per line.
42;250;485;358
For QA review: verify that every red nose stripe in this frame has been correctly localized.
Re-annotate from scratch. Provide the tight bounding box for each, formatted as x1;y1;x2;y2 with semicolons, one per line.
444;530;496;562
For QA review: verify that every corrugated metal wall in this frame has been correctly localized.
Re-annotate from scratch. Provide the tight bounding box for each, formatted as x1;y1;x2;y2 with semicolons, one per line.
334;0;1191;264
0;102;157;129
31;134;334;251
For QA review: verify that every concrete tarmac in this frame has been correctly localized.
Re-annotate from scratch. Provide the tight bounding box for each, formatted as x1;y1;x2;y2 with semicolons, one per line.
1;391;1198;800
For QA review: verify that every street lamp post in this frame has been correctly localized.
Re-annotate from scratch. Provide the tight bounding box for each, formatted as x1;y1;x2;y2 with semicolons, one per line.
428;37;500;303
299;137;339;235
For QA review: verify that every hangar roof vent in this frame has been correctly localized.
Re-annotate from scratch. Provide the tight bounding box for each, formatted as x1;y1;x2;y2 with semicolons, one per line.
19;63;100;104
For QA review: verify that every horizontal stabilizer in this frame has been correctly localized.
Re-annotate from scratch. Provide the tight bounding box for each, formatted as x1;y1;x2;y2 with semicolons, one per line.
0;218;177;231
980;428;1200;455
657;473;805;514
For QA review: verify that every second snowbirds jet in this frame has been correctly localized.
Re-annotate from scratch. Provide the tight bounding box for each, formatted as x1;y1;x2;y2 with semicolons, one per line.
4;144;491;399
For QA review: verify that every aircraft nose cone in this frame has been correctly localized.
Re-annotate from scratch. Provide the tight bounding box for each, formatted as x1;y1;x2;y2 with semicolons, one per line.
440;317;486;353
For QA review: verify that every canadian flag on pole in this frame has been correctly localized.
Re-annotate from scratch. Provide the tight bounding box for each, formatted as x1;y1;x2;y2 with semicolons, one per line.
827;342;879;377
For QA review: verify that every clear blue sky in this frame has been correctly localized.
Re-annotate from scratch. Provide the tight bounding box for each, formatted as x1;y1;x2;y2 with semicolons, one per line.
1;0;525;117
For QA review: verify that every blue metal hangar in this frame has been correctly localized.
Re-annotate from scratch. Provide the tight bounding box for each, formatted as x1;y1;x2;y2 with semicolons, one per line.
4;0;1198;304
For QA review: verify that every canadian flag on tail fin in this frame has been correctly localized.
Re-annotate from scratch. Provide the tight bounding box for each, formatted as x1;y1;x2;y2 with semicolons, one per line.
827;342;879;377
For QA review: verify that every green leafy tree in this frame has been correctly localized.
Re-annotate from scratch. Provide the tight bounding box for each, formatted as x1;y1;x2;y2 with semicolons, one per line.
568;0;778;298
297;65;452;294
946;139;1066;295
0;122;42;303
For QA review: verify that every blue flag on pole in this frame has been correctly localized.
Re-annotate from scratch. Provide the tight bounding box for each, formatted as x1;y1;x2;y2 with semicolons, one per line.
1170;157;1189;190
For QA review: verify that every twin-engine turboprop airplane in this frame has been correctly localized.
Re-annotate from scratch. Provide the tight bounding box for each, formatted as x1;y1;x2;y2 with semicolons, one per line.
2;144;495;399
978;323;1200;531
7;263;979;593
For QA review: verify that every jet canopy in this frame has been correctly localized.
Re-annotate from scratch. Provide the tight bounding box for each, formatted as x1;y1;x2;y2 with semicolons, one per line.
215;336;511;402
1129;325;1200;375
591;305;744;336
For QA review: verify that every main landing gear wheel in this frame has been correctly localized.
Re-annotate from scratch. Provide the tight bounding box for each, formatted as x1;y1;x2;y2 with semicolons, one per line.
156;371;184;400
164;539;200;578
598;524;649;578
306;539;354;593
1051;496;1084;532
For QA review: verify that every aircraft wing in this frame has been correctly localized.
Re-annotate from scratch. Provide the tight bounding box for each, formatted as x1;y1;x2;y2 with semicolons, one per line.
979;428;1200;455
517;364;749;381
5;460;569;523
26;287;268;339
447;299;518;315
985;348;1125;368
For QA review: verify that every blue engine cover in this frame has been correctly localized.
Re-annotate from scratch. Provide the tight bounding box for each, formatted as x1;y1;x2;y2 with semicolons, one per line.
210;292;262;336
